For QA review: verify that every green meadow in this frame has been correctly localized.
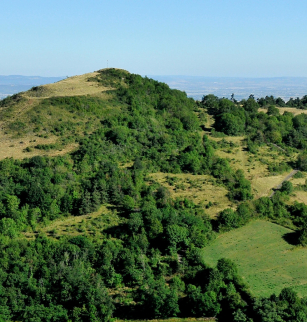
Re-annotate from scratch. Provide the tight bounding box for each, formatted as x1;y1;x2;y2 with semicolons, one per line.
203;220;307;297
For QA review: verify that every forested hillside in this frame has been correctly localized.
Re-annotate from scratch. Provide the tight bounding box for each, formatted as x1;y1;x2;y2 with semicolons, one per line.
0;69;307;321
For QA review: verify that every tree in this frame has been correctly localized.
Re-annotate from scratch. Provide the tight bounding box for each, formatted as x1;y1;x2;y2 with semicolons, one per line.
243;97;259;113
0;218;18;238
217;208;241;231
186;284;221;317
215;113;245;136
267;105;280;116
280;181;293;195
140;277;180;318
217;258;238;281
297;153;307;171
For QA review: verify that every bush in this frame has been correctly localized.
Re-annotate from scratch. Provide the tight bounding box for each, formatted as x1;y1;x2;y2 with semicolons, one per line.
217;208;241;231
297;153;307;171
280;181;293;195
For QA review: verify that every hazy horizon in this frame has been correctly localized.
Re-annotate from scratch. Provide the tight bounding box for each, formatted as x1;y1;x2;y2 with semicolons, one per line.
1;74;307;101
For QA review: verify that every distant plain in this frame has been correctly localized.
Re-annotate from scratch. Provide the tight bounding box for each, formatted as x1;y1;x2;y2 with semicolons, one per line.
1;74;307;101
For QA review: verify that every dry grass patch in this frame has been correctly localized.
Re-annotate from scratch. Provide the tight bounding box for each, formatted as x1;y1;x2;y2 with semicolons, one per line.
0;69;118;143
23;205;121;240
24;72;112;99
212;137;295;198
251;175;285;198
0;135;79;160
289;173;307;187
289;191;307;205
149;173;233;218
259;107;307;116
215;143;284;179
279;107;307;116
0;71;120;159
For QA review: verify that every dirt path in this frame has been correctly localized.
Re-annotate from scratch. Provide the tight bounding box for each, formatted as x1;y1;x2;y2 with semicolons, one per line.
269;170;298;197
269;143;286;152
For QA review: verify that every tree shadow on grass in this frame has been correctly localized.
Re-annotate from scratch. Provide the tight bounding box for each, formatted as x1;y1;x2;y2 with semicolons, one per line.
282;231;300;246
200;124;212;132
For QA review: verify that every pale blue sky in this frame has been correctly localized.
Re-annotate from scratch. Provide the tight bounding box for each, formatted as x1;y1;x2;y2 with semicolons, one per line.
1;0;307;77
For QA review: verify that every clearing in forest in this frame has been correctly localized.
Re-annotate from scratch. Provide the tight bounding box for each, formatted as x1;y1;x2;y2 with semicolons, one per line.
203;220;307;297
23;205;121;240
149;172;233;217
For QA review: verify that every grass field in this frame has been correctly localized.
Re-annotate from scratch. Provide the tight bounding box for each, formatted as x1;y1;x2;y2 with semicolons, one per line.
203;220;307;297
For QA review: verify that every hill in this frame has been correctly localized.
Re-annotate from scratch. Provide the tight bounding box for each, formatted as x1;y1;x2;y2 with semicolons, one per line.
0;71;116;159
1;68;307;321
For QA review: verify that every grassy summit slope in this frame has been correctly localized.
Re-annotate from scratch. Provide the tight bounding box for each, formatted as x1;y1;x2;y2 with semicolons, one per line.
0;69;124;159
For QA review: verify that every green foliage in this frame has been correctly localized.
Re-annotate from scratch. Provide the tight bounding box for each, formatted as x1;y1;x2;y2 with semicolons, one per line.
0;93;25;108
293;171;304;179
267;161;291;174
280;181;293;195
217;204;252;232
8;120;27;132
1;71;303;321
217;208;241;231
186;285;221;317
90;68;129;87
34;143;57;150
267;105;280;116
297;153;307;171
215;113;245;136
202;93;307;152
139;277;180;318
257;95;286;107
